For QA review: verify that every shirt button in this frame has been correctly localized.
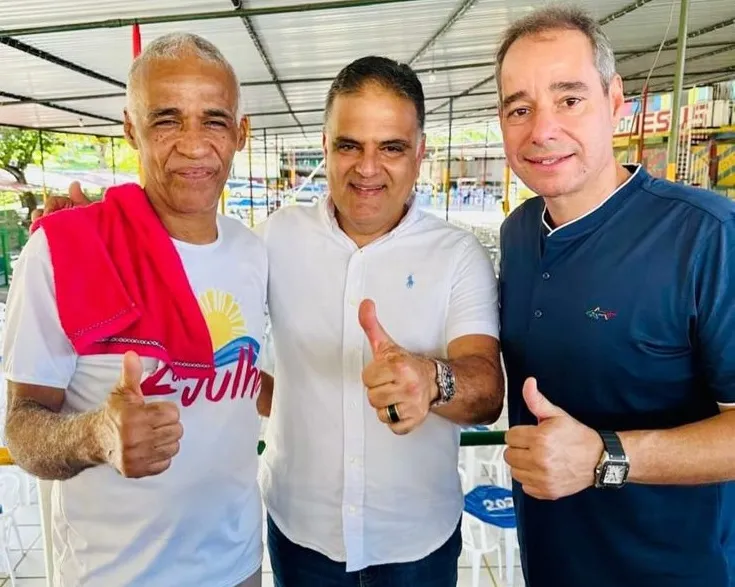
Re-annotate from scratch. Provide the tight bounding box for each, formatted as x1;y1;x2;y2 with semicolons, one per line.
542;272;550;280
534;310;543;318
349;506;356;514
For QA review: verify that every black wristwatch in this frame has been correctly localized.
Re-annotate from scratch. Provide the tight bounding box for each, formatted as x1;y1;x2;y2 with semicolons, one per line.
430;360;456;407
594;431;629;489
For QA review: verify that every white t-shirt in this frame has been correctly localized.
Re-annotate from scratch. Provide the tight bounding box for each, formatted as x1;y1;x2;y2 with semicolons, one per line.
257;198;499;571
2;215;268;587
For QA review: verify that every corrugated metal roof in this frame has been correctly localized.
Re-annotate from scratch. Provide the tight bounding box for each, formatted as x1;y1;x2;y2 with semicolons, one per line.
15;19;276;91
253;0;459;79
0;0;230;29
0;0;732;139
0;103;112;128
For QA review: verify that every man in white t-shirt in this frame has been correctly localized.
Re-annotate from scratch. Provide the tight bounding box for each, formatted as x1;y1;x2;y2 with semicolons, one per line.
2;34;266;587
256;56;505;586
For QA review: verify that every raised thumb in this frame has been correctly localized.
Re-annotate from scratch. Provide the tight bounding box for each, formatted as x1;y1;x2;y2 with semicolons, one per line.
119;351;144;399
358;299;394;356
68;181;92;206
523;377;565;422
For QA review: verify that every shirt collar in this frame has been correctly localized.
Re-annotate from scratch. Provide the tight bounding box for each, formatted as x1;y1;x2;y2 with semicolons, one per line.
541;164;645;239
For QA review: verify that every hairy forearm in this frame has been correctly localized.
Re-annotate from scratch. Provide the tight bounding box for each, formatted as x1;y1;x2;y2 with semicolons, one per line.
6;399;107;480
432;355;504;426
621;410;735;485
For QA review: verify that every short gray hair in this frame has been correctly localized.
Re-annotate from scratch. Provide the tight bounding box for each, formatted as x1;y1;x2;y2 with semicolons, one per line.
494;5;616;105
126;32;240;118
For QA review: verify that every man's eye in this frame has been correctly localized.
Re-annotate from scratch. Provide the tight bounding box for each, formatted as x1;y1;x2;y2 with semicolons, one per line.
508;108;529;118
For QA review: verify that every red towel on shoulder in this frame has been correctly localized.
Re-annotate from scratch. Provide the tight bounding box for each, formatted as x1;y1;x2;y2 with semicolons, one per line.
33;183;215;379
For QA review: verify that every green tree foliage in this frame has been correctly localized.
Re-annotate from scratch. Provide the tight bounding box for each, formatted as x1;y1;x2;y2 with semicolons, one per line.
0;127;63;219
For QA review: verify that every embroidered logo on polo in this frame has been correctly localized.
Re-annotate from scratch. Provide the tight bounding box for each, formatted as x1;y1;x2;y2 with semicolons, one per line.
406;274;415;289
586;306;617;321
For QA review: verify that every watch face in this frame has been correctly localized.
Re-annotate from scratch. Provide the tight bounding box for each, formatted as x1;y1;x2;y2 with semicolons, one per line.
603;463;627;485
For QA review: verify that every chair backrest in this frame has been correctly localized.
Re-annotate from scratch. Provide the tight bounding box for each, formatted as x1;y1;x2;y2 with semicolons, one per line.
0;472;21;515
464;484;516;529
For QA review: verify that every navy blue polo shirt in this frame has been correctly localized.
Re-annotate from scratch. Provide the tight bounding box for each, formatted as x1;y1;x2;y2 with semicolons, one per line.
499;165;735;587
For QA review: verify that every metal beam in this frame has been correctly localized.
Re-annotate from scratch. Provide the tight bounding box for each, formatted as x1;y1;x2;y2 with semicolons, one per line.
617;16;735;64
0;0;425;38
598;0;658;25
0;60;497;107
0;37;125;88
250;105;497;132
0;90;121;124
626;43;735;79
623;67;735;82
0;121;120;138
231;1;305;136
616;41;733;56
428;74;495;115
408;0;479;65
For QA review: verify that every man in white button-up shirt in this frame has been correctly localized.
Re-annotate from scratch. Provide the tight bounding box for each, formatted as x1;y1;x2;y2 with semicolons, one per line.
257;56;504;586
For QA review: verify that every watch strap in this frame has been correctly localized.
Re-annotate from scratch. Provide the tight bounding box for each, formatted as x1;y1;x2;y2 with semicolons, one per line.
599;430;625;460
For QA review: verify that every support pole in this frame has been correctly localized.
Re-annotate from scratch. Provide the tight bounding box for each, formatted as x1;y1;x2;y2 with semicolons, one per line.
263;129;270;215
248;131;255;228
637;85;649;164
132;23;141;57
445;98;454;222
481;121;488;211
275;135;281;209
111;137;117;184
666;0;691;182
37;129;47;203
132;23;144;185
503;164;511;216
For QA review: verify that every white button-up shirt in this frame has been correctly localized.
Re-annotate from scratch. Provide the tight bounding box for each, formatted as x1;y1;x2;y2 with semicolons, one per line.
258;197;499;571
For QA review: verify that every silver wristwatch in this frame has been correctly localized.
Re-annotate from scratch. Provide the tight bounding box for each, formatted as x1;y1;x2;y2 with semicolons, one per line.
430;360;456;407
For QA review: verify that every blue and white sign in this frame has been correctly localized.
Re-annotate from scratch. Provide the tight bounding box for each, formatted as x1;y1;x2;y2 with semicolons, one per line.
464;485;516;529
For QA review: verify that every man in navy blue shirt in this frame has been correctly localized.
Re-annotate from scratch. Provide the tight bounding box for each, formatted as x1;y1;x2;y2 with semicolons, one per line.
497;5;735;587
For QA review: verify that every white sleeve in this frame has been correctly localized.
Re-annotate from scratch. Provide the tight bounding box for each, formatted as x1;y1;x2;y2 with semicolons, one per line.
2;229;77;388
445;234;500;342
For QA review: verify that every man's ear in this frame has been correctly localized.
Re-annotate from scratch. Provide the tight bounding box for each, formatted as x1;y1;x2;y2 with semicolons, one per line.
609;74;625;128
123;109;139;151
237;116;250;152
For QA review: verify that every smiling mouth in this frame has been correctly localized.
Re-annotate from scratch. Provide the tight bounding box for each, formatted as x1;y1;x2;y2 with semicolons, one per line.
175;168;217;180
350;183;386;194
525;154;573;166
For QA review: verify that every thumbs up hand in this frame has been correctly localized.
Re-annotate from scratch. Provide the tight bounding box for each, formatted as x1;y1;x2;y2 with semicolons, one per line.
97;352;184;478
504;377;603;500
359;299;438;435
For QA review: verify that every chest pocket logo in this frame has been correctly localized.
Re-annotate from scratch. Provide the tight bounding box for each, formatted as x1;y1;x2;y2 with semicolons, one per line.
586;306;617;321
406;274;415;289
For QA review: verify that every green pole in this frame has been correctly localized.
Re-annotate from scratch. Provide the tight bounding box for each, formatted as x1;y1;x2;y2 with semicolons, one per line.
17;225;26;249
666;0;691;182
0;229;9;286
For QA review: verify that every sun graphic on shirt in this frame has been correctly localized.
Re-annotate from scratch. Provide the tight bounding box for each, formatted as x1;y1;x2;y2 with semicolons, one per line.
198;289;247;351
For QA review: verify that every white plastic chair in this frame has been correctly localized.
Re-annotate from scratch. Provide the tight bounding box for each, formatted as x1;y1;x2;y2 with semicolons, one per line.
459;467;503;587
0;471;24;586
